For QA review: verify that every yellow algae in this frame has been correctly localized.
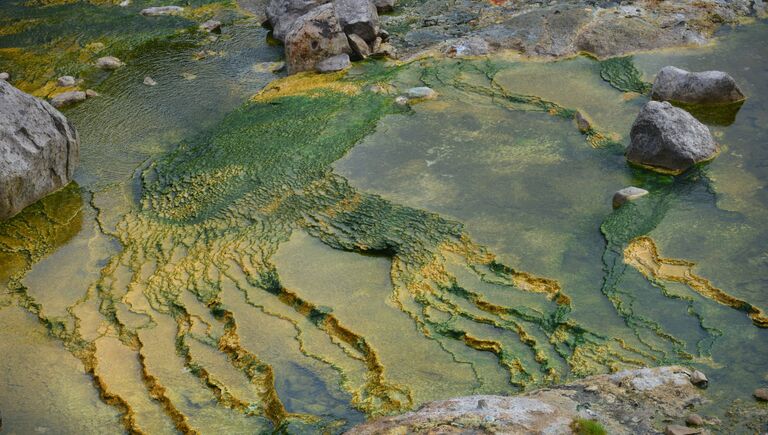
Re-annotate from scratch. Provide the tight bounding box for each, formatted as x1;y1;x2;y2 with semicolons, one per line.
624;236;768;328
252;70;361;102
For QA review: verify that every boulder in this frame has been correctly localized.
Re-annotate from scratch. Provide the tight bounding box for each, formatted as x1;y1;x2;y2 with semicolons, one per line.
316;53;351;72
373;0;395;13
612;186;648;209
266;0;331;42
333;0;380;42
347;33;370;59
0;72;9;81
140;6;184;16
627;101;717;174
0;81;79;220
56;75;76;87
50;91;87;108
199;20;222;33
95;56;124;70
284;3;351;73
651;66;745;105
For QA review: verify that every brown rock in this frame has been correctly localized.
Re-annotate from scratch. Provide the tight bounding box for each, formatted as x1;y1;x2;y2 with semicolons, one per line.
685;414;704;427
347;33;370;59
754;388;768;401
666;424;702;435
690;370;708;388
284;3;351;73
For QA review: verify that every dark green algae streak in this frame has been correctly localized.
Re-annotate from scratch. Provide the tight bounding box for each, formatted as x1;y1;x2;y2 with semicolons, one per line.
1;8;768;432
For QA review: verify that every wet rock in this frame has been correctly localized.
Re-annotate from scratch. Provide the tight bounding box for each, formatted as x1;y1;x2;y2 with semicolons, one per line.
316;53;351;72
612;186;649;209
686;414;704;427
85;89;99;98
140;6;184;16
666;424;702;435
690;370;708;388
373;0;394;13
754;388;768;401
334;0;380;42
50;91;86;108
627;101;717;174
574;110;592;133
284;3;351;73
95;56;124;70
56;75;76;87
394;95;408;105
651;66;745;105
0;72;9;81
406;86;437;99
199;20;222;33
347;33;370;59
445;36;489;57
349;366;704;435
0;81;79;220
143;76;158;86
266;0;330;42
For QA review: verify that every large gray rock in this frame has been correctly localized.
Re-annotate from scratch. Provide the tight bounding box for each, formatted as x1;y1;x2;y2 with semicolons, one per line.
266;0;330;42
0;81;79;220
284;3;351;73
333;0;380;42
627;101;717;174
651;66;745;105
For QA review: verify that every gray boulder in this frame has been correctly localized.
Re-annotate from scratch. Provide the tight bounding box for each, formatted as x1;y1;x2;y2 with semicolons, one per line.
284;3;351;73
627;101;717;174
333;0;380;42
266;0;331;42
316;53;351;72
140;6;184;16
50;91;87;108
651;66;745;105
0;81;79;220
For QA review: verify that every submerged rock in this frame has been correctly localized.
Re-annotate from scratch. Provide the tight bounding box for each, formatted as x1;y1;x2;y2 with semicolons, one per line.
50;91;86;108
140;6;184;16
627;101;717;174
316;53;351;72
0;81;79;220
406;86;437;99
334;0;380;42
284;3;351;73
56;75;76;87
349;366;704;434
95;56;124;70
651;66;745;105
266;0;330;42
612;187;649;209
144;76;158;86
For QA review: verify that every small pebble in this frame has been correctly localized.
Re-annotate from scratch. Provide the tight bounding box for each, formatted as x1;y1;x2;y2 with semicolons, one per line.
690;370;708;388
0;72;9;81
85;89;99;98
57;75;76;87
395;96;408;105
144;76;158;86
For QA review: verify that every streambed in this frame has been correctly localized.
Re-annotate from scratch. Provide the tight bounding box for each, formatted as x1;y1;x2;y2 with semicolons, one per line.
0;3;767;433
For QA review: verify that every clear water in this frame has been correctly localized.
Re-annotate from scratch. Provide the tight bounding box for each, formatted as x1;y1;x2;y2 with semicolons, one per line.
1;2;767;431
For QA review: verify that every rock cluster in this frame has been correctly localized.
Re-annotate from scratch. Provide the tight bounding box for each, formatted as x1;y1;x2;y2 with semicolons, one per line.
0;81;79;220
265;0;395;73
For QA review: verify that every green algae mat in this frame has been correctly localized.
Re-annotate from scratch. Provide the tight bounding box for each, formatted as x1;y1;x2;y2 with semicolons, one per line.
1;2;768;432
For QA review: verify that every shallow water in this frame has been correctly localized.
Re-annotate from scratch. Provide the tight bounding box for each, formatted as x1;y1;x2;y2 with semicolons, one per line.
1;2;767;432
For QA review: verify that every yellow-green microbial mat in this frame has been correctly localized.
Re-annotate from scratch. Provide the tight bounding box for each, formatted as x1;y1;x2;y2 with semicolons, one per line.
1;2;767;432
